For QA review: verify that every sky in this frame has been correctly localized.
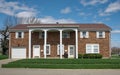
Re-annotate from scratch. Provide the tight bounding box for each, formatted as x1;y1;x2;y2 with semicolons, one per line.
0;0;120;47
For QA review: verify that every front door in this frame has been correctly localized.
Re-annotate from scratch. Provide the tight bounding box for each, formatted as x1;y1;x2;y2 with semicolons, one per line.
33;45;40;58
68;45;75;58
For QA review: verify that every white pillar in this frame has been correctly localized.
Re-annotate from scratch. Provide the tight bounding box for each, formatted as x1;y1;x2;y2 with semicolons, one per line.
59;30;63;59
75;29;78;59
29;30;32;58
44;30;47;59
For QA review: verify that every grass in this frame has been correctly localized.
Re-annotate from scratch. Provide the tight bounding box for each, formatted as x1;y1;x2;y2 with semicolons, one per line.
111;54;120;59
0;55;8;60
2;59;120;69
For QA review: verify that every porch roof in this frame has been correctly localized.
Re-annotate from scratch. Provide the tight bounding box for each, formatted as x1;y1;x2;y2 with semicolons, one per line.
9;23;112;31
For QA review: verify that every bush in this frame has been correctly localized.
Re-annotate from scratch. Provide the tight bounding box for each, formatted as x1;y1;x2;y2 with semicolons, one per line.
83;54;102;59
78;54;83;59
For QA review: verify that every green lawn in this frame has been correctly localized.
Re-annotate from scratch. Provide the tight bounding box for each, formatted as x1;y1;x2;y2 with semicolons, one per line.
2;59;120;69
111;54;120;59
0;55;8;60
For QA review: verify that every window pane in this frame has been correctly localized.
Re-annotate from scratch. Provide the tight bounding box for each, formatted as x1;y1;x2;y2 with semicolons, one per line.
18;32;22;38
39;32;44;38
46;46;49;54
99;32;103;38
83;31;86;37
70;47;74;55
46;45;50;55
86;45;92;53
62;32;70;38
93;45;99;53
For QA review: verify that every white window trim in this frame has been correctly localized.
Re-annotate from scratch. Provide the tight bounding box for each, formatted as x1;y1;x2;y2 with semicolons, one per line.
15;32;24;39
96;31;105;38
86;44;99;54
57;44;64;55
46;44;51;55
80;31;89;38
22;32;24;38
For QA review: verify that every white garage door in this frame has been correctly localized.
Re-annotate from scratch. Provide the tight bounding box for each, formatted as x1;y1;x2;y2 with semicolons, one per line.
12;48;26;59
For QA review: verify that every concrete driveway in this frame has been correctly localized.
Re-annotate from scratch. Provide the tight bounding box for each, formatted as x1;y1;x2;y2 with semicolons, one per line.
0;59;18;67
0;59;120;75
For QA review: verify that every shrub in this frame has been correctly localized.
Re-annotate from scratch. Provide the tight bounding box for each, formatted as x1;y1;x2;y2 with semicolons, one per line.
83;54;102;59
78;54;83;59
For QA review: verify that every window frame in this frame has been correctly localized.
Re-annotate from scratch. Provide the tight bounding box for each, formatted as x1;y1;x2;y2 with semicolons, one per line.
16;32;24;39
80;31;89;38
96;31;105;38
46;44;51;55
62;32;70;38
86;44;99;54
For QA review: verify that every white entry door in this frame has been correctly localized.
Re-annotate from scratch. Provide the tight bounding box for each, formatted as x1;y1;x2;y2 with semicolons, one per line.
68;45;75;58
33;45;40;58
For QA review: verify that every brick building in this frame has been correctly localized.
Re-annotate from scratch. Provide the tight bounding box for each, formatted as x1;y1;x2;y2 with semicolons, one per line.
9;23;111;59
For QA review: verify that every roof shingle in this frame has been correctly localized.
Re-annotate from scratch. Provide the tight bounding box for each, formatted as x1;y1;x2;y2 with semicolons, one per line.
10;23;111;31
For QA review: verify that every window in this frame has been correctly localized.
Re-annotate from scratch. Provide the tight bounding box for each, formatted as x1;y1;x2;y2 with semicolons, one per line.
16;32;24;38
46;44;50;55
86;44;99;53
62;32;70;38
80;31;89;38
39;32;44;38
57;44;64;55
96;31;105;38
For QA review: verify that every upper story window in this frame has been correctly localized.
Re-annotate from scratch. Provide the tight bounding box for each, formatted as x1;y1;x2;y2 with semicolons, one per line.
86;44;99;54
62;32;70;38
39;32;44;38
15;32;24;38
96;31;105;38
80;31;89;38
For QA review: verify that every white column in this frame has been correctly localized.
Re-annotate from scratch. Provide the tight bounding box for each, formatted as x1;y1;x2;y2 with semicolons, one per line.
29;30;32;58
44;30;47;59
75;29;78;59
59;30;63;59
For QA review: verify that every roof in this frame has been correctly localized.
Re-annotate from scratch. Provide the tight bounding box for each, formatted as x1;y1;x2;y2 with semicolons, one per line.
9;23;111;31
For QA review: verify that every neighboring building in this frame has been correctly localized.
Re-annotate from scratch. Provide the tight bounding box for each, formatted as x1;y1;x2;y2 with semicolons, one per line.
9;23;111;59
0;34;2;54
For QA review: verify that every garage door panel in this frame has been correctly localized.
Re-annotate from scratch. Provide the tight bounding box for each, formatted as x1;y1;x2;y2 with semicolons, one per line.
12;48;26;58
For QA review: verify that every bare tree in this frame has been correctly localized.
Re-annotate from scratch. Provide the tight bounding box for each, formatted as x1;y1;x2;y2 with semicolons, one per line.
0;16;41;55
25;17;41;24
0;16;20;55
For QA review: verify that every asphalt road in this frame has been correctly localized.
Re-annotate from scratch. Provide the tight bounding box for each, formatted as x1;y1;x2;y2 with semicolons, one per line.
0;68;120;75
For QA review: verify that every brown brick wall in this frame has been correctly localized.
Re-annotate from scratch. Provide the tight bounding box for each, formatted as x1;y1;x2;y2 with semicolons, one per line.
10;32;29;58
78;31;110;57
10;30;110;58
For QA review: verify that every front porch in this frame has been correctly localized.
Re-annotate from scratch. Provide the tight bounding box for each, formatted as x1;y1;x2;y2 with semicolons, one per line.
28;27;78;59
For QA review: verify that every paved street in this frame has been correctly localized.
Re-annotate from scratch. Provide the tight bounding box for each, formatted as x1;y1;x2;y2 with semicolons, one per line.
0;68;120;75
0;59;120;75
